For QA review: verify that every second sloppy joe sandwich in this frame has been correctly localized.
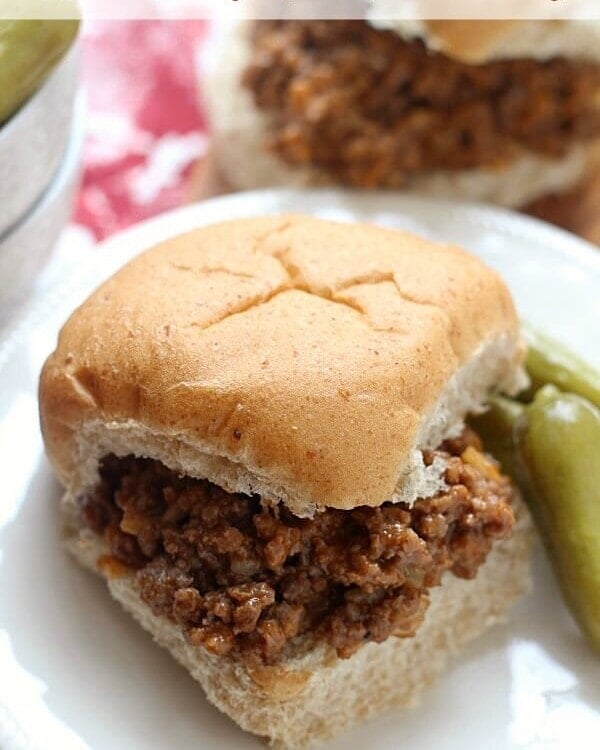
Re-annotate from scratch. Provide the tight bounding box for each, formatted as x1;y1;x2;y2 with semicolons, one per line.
39;215;533;748
206;20;600;208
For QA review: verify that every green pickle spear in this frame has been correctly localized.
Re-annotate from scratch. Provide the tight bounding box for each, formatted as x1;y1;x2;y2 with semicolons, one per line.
469;396;524;481
515;386;600;652
0;20;80;125
524;325;600;408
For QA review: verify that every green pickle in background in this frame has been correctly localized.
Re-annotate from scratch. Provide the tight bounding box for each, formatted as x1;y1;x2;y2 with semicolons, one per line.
0;20;80;126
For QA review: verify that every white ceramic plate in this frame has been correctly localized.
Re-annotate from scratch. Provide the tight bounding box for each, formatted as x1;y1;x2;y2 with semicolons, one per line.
0;190;599;750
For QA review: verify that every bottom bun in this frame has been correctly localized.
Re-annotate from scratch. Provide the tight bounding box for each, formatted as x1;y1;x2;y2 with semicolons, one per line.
211;120;592;209
63;494;533;749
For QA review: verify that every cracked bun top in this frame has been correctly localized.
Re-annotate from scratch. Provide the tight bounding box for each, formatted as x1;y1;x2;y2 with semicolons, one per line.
39;215;524;515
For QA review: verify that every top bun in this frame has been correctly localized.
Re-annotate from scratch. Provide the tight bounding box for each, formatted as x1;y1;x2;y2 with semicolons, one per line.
367;19;600;64
39;215;525;517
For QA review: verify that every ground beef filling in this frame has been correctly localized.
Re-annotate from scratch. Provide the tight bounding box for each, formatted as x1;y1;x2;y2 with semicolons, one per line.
243;21;600;188
82;428;515;665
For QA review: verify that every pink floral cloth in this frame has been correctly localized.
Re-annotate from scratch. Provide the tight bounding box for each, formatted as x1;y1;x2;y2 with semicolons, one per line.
75;20;208;240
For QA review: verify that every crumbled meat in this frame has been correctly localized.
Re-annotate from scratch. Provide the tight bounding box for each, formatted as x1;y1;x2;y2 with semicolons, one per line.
81;428;516;665
242;21;600;188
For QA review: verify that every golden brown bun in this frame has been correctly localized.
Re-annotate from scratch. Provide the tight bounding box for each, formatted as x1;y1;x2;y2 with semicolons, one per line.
63;491;533;749
39;215;524;516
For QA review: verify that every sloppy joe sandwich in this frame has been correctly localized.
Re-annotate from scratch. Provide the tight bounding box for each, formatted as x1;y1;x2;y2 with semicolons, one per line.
39;215;533;748
206;20;600;208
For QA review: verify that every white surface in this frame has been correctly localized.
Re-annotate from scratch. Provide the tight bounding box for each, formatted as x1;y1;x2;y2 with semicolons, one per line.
0;88;85;324
0;189;599;750
0;45;79;235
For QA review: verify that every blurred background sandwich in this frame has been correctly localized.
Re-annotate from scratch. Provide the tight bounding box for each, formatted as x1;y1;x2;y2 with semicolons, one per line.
205;20;600;210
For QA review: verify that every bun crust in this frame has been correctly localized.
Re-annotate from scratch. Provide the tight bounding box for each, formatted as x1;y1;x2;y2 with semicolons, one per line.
63;492;533;748
40;215;522;514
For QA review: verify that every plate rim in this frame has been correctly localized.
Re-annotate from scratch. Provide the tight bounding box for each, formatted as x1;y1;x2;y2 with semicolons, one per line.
96;187;600;268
